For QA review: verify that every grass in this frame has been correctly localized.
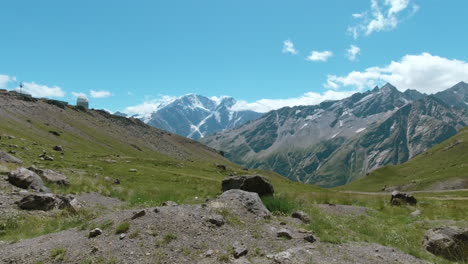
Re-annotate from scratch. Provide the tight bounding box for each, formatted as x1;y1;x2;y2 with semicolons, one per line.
50;248;67;262
115;222;130;234
261;194;301;215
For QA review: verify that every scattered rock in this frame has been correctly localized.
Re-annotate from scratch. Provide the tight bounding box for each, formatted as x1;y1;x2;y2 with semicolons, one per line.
423;226;468;261
204;249;214;257
162;201;178;206
17;193;56;211
104;176;113;182
39;152;54;161
89;228;103;238
232;241;248;258
390;191;417;205
410;209;422;218
304;235;316;243
8;150;16;154
0;151;22;164
57;194;82;212
273;251;292;263
8;168;50;192
52;145;64;152
119;233;126;240
28;167;70;186
131;210;146;220
221;175;274;196
277;228;293;240
216;164;226;171
291;211;310;224
0;164;9;174
128;169;137;172
113;178;120;184
48;131;60;137
211;189;271;218
207;214;225;227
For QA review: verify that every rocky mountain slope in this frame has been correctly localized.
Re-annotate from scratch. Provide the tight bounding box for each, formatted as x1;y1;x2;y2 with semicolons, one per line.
345;127;468;192
123;94;262;140
202;83;468;187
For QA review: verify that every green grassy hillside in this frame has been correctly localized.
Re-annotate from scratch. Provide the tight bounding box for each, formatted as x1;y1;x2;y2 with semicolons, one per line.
0;93;303;205
344;127;468;192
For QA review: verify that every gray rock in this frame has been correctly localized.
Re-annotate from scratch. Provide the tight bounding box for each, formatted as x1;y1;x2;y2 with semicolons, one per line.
291;211;310;223
212;189;271;218
39;152;54;161
28;167;70;186
0;151;22;164
207;214;225;227
0;165;9;174
131;210;146;220
410;209;422;217
52;145;64;152
390;191;417;205
128;169;137;172
232;241;248;258
423;226;468;261
222;175;274;196
216;164;227;171
119;233;126;240
204;249;214;257
277;228;293;240
162;201;178;206
273;251;292;263
57;194;82;212
8;168;50;192
18;193;56;211
304;235;316;243
89;228;103;238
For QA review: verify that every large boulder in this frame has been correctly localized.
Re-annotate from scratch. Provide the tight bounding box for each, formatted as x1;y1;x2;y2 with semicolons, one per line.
390;191;417;205
8;168;50;192
28;167;70;186
221;175;274;196
423;226;468;261
17;193;56;211
210;189;271;218
0;151;22;164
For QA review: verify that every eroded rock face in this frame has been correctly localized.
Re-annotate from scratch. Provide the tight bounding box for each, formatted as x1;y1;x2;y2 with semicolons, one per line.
221;175;274;196
8;168;50;193
423;226;468;261
211;189;271;218
0;151;22;164
17;193;56;211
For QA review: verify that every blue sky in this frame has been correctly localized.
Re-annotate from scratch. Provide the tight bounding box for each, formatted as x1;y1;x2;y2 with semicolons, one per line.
1;0;468;114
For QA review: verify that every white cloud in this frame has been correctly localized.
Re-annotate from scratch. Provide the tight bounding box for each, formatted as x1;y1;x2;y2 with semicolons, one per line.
231;90;358;113
282;40;298;55
0;74;65;98
346;45;361;61
122;96;177;120
352;12;366;18
0;74;14;88
18;82;65;97
348;0;417;38
72;92;87;98
90;90;112;98
306;50;333;62
325;53;468;94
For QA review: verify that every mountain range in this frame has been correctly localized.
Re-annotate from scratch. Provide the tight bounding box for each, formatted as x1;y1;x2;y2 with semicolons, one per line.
118;94;262;140
201;82;468;187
